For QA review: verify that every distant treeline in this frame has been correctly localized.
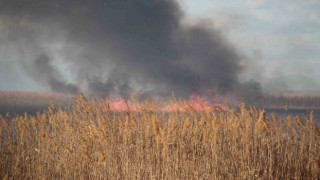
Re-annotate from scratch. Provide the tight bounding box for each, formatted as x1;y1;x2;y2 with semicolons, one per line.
1;91;320;117
0;91;74;116
260;95;320;109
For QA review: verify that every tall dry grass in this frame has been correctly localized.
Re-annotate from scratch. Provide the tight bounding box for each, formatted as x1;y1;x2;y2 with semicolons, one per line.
0;93;319;179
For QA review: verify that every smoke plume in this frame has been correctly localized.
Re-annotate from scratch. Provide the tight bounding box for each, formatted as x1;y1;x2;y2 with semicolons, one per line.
0;0;261;101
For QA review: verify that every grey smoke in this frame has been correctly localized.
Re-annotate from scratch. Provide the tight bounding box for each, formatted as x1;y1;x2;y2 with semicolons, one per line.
0;0;261;101
32;54;79;94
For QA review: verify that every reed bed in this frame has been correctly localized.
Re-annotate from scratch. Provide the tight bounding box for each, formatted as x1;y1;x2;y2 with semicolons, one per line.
1;94;319;179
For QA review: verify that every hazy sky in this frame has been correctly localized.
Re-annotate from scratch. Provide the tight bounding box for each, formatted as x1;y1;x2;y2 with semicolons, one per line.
182;0;320;91
0;0;319;93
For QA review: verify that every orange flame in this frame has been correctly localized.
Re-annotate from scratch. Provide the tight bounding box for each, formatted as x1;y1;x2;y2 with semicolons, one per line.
106;98;143;111
161;94;225;112
106;94;229;112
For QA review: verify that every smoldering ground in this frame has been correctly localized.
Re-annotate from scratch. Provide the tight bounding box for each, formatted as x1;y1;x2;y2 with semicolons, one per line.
0;0;262;102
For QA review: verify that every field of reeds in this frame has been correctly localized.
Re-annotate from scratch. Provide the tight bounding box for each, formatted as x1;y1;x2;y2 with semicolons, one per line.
1;93;320;179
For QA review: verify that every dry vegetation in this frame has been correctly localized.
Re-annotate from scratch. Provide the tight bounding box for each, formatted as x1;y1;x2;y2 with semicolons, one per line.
0;94;320;179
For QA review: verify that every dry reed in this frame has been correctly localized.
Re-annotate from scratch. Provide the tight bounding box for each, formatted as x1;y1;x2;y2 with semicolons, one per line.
0;94;319;179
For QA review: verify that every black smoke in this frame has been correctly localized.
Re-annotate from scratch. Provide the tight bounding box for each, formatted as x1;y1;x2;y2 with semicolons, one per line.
0;0;262;101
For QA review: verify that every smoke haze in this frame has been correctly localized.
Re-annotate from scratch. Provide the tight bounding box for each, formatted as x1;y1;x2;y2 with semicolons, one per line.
0;0;262;101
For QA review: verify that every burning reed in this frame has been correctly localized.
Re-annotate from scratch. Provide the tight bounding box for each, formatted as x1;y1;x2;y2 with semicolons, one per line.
0;94;320;179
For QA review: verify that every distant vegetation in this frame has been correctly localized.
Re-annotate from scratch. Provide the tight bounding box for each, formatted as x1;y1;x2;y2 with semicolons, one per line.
0;91;74;116
0;94;319;179
261;94;320;109
1;91;319;119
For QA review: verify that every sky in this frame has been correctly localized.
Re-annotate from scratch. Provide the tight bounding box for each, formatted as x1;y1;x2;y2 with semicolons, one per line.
182;0;320;92
0;0;319;96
